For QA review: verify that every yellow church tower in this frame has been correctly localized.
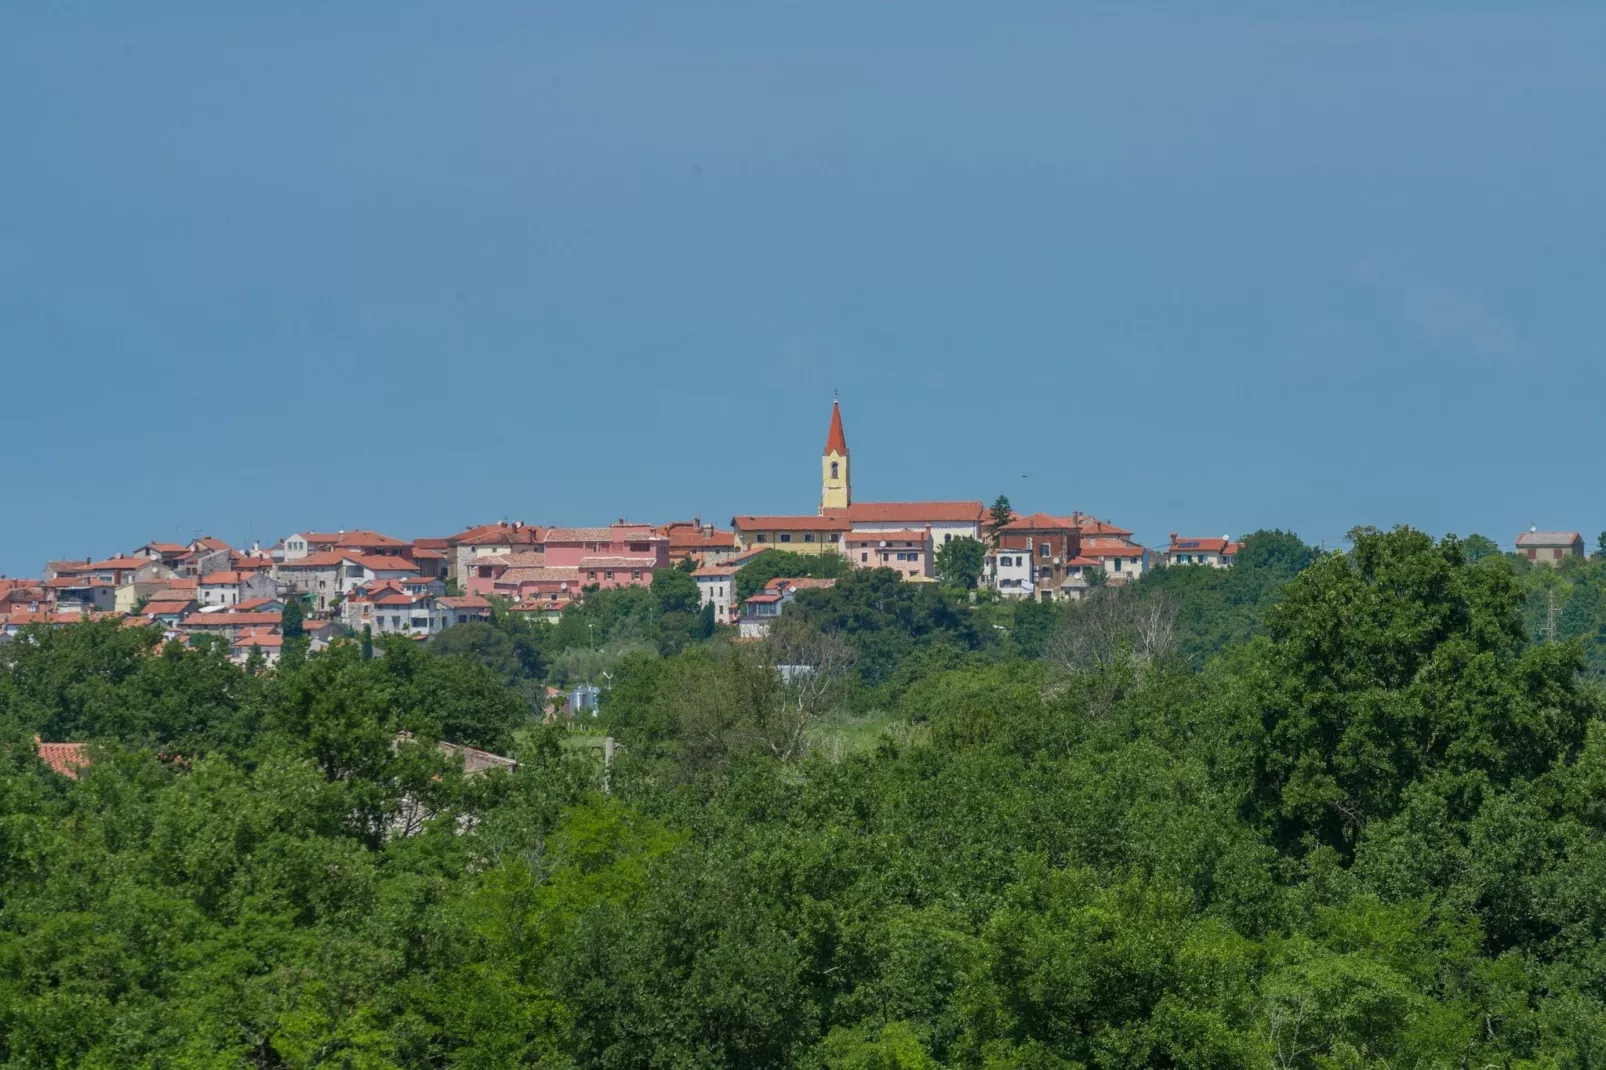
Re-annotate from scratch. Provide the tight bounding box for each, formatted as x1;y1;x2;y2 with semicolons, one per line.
821;396;851;513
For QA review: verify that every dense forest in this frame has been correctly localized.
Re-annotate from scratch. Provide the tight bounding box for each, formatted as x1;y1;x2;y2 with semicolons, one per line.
3;527;1605;1067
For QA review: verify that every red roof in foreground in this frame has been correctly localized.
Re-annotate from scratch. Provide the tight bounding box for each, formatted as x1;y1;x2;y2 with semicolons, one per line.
36;741;91;779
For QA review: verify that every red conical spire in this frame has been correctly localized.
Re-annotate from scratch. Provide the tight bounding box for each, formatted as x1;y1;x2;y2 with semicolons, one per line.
824;397;848;456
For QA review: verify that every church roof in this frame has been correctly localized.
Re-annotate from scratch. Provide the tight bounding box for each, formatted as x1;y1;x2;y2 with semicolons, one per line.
823;399;848;456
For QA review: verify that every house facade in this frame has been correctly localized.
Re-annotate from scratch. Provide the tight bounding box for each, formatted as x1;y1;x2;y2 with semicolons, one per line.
198;570;278;607
844;529;933;578
692;562;741;624
1166;535;1241;568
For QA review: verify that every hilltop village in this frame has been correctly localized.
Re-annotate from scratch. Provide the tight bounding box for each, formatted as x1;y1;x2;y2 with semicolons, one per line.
2;400;1585;669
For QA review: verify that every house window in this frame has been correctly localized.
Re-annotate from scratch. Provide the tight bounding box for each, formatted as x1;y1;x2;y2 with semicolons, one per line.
756;534;768;543
780;533;792;543
605;570;614;581
632;570;641;581
1112;559;1122;571
1040;543;1050;558
458;614;468;624
588;571;597;580
804;533;815;542
861;553;869;563
318;581;326;589
827;532;839;542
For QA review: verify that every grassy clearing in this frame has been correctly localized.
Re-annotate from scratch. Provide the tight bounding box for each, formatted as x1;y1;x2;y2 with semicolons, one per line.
809;709;928;762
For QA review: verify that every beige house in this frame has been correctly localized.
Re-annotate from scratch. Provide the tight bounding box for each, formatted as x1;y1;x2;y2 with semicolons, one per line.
1515;529;1584;566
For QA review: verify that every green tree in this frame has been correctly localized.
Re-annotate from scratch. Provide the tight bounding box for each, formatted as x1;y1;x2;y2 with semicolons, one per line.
1240;527;1598;854
651;565;701;616
987;495;1014;545
734;549;849;601
281;593;305;638
1461;532;1501;563
934;535;985;590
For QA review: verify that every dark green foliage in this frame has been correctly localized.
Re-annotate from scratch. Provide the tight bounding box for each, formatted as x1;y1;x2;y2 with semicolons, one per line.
789;567;990;689
934;535;985;589
734;548;850;601
281;593;305;638
3;524;1604;1067
651;565;701;616
987;495;1013;543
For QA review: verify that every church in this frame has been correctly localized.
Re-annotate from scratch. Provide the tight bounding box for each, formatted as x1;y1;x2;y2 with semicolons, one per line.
730;399;986;579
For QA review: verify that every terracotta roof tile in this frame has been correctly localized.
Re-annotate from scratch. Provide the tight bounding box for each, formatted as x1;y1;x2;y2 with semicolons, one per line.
200;572;251;585
732;515;850;532
36;741;91;779
89;556;150;570
543;526;617;543
843;501;985;524
844;529;930;544
1515;531;1583;548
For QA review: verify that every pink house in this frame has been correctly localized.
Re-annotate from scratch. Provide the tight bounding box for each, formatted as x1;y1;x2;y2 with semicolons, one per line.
544;523;668;589
844;528;934;579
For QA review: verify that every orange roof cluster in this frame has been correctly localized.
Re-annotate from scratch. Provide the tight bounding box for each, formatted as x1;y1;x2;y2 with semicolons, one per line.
656;520;738;552
453;522;543;547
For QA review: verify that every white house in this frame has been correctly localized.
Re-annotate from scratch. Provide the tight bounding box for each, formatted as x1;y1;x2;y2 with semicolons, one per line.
198;570;279;608
984;547;1037;599
1080;540;1150;584
692;562;740;625
1165;535;1240;568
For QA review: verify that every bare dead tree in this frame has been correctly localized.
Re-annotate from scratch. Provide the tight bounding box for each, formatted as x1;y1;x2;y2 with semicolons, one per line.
753;615;858;763
1042;586;1179;717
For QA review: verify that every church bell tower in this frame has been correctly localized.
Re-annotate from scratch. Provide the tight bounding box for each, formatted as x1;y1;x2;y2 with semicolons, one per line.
821;397;851;513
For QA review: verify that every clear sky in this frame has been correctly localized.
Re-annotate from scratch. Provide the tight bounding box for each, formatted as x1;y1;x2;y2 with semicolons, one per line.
3;3;1603;574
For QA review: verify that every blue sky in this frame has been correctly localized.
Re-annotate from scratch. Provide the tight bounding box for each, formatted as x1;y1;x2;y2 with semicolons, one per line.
2;3;1603;573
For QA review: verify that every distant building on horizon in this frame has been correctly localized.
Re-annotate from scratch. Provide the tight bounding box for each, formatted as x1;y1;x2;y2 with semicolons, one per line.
1515;528;1584;566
